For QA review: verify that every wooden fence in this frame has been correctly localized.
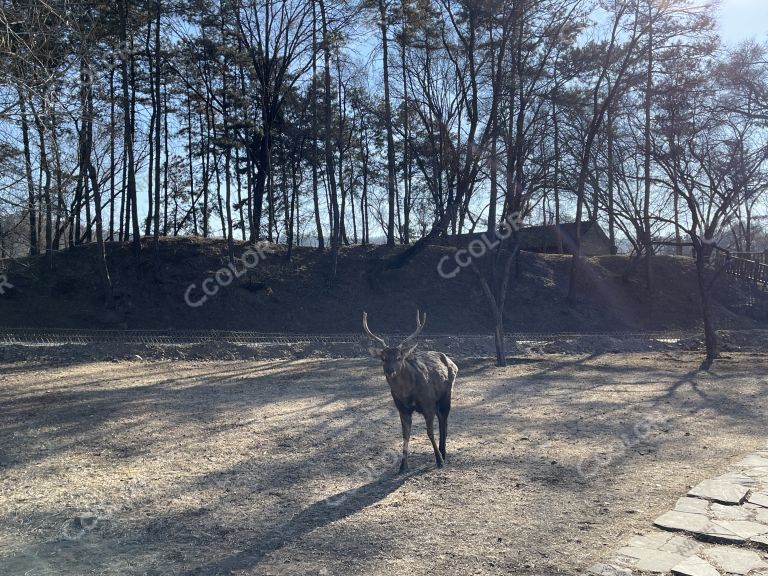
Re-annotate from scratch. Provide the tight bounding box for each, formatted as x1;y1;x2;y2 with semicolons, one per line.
730;252;768;265
726;256;768;286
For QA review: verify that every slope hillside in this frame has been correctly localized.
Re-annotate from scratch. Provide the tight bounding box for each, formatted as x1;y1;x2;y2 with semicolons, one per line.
0;237;764;333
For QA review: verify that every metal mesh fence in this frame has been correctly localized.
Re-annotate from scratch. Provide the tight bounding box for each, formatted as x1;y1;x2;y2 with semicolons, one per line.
0;327;720;345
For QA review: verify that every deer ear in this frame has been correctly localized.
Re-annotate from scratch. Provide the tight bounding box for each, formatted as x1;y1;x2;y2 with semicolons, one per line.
369;347;383;359
402;344;418;358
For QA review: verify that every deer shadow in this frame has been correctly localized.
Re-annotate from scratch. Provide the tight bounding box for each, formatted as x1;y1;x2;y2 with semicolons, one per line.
183;466;426;575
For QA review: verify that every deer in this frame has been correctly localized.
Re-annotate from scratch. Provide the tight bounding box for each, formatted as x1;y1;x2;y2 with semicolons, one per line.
363;310;458;473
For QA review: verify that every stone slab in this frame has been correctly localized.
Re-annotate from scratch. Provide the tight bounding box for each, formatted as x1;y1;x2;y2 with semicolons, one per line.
623;532;702;553
716;472;757;488
710;519;768;539
688;479;749;504
626;532;674;550
671;555;721;576
750;533;768;548
616;546;647;560
705;547;768;575
587;563;634;576
709;502;751;521
594;449;768;576
660;534;704;556
634;549;689;573
654;511;744;542
749;492;768;508
739;467;768;480
735;454;768;468
675;497;711;514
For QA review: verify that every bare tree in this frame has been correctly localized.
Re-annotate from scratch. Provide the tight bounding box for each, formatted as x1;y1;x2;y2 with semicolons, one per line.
236;0;315;240
656;60;754;365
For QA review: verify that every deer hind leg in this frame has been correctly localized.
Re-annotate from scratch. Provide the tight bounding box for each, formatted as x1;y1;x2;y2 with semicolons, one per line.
437;412;447;462
425;412;444;468
439;371;456;461
437;411;448;461
398;411;412;473
437;391;452;461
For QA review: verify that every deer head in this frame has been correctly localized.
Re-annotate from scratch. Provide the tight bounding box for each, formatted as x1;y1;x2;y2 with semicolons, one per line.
363;310;426;378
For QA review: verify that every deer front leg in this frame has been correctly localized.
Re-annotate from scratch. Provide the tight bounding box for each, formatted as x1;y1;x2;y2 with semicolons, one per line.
398;411;412;473
425;412;444;468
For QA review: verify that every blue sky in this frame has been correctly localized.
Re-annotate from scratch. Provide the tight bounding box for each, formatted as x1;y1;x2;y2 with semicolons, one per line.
718;0;768;43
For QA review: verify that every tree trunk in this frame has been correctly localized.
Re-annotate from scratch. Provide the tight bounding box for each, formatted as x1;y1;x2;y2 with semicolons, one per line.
607;103;616;254
643;5;654;289
121;0;141;260
163;83;169;235
319;0;340;281
361;122;370;245
288;152;299;260
83;56;113;307
51;113;64;251
493;319;506;368
18;89;38;256
400;16;411;243
379;0;397;247
488;116;498;233
337;53;348;245
153;0;162;254
695;244;717;366
673;185;682;255
553;66;562;253
201;111;210;237
185;90;197;234
311;1;324;250
221;31;234;262
145;19;155;238
109;69;116;241
475;242;520;367
31;100;52;267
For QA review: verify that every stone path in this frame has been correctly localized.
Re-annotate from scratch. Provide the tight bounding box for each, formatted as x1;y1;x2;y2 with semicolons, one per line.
588;447;768;576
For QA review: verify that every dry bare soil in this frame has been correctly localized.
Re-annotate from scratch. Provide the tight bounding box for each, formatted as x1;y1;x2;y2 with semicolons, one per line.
1;351;767;575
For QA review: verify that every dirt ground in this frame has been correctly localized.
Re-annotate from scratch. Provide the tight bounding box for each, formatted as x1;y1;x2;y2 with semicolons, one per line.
1;350;767;576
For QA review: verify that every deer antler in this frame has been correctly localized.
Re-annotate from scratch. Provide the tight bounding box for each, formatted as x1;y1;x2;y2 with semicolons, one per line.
400;309;426;348
362;312;387;347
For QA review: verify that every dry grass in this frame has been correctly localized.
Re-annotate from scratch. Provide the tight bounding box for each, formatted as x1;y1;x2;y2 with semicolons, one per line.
1;351;767;575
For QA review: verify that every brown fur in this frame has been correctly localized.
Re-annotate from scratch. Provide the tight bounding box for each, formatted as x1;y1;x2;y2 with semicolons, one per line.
371;346;458;472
